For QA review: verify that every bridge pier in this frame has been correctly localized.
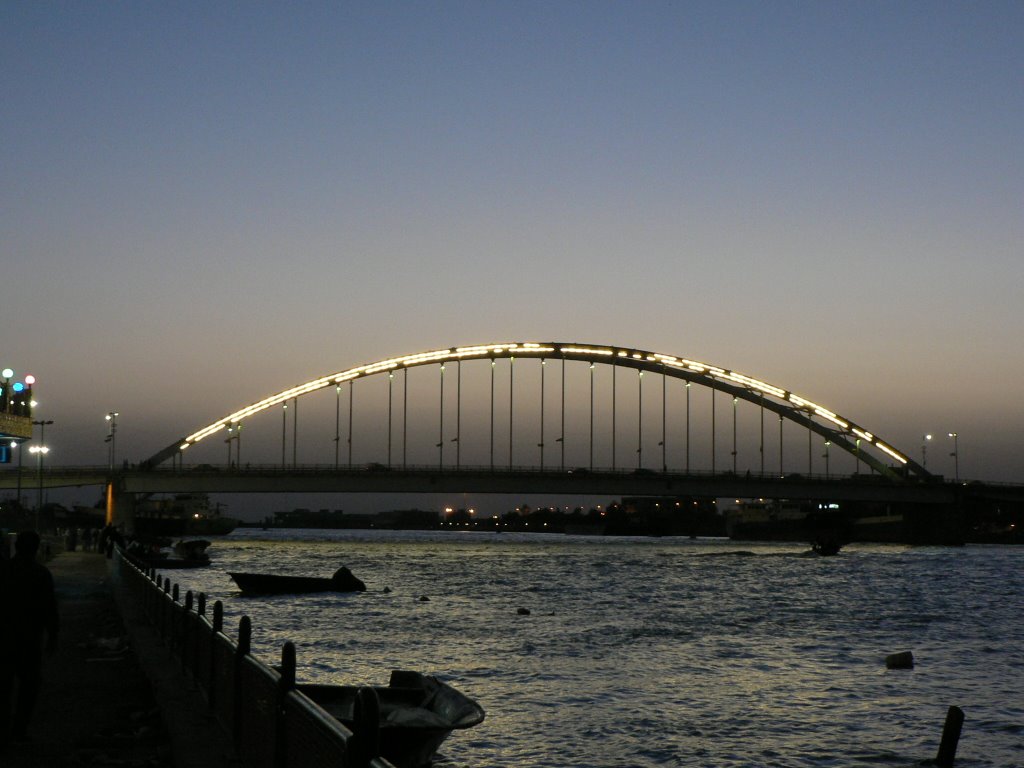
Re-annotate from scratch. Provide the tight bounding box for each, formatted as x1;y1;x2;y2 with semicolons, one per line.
106;480;137;533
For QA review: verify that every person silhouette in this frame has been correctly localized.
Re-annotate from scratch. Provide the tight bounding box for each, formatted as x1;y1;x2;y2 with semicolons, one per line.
0;530;59;746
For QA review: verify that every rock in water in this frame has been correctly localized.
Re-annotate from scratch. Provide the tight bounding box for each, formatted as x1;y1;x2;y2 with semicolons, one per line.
885;651;914;669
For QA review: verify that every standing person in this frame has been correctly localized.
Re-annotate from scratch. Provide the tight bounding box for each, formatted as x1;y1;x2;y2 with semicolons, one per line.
0;530;59;747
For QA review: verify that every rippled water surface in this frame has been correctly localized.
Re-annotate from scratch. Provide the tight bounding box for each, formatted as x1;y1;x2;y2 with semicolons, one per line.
163;531;1024;767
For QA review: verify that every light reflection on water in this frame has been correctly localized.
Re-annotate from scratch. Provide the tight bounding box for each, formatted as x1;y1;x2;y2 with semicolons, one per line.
163;530;1024;767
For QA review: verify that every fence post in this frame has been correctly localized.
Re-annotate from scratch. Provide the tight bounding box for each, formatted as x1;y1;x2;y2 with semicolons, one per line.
209;601;224;707
183;591;194;672
161;578;171;641
171;584;181;655
195;593;206;684
233;616;251;751
276;642;296;768
352;686;381;768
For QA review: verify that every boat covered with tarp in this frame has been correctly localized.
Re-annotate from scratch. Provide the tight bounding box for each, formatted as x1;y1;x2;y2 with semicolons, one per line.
299;670;485;768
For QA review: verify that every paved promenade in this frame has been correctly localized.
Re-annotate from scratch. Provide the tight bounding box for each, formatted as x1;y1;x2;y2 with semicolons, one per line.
3;548;240;768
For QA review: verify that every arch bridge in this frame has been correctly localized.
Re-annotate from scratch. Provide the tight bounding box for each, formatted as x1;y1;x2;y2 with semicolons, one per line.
144;341;929;484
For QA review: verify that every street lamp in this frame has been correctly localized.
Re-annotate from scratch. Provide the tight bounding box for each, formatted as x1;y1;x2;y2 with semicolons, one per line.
30;418;53;529
225;422;242;467
948;432;959;482
12;440;23;508
30;443;50;515
921;434;932;469
105;412;119;470
1;368;13;412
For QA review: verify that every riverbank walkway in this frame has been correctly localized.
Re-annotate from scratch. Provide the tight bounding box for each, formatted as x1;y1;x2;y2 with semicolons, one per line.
2;548;241;768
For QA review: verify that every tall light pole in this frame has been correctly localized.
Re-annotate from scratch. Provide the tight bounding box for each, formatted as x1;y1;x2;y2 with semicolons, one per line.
921;433;932;469
30;418;53;527
948;432;959;482
281;402;288;468
225;422;242;467
105;412;119;470
13;440;24;508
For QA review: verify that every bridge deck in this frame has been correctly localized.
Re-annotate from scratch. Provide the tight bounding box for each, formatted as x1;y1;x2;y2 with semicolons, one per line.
5;464;1013;505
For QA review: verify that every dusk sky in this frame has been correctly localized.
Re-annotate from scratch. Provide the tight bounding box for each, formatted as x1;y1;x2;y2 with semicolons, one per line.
3;2;1022;513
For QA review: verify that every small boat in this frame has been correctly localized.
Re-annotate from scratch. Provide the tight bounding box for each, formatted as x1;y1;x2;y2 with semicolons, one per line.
228;566;366;595
173;539;212;563
124;538;212;569
299;670;485;768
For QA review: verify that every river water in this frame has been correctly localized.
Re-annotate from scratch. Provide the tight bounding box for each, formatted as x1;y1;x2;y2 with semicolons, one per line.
162;530;1023;767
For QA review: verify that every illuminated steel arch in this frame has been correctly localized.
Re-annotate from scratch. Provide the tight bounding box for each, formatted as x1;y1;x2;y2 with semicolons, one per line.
145;342;928;480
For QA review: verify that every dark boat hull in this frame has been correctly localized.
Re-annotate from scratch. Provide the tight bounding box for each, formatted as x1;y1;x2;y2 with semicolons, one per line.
229;571;366;595
299;671;485;768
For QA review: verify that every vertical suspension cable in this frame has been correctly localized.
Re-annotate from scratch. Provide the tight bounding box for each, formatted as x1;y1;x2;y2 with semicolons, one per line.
490;359;495;471
732;396;738;474
685;382;691;474
509;356;514;471
711;388;716;474
807;415;812;474
456;360;461;470
778;413;784;477
387;372;393;468
403;367;408;469
540;359;545;469
637;369;643;469
612;362;617;471
661;367;666;473
759;392;765;476
334;385;341;470
292;398;298;468
589;363;594;471
560;357;566;471
439;363;444;469
348;381;353;468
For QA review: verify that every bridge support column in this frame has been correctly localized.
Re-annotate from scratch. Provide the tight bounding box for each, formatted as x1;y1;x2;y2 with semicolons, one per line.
106;481;137;533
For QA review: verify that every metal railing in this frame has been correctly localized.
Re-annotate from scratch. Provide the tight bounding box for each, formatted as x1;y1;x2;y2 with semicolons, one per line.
110;546;394;768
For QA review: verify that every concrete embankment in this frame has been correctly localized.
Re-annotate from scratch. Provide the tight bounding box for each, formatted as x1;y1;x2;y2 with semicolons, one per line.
2;548;239;768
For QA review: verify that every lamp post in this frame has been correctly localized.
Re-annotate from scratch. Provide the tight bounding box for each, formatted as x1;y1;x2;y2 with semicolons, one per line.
225;423;242;467
30;418;53;528
105;412;119;470
948;432;959;482
1;367;12;412
13;440;23;508
921;434;932;469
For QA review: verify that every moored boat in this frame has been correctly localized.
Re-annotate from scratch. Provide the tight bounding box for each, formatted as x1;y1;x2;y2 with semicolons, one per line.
299;670;485;768
229;566;366;594
124;540;212;569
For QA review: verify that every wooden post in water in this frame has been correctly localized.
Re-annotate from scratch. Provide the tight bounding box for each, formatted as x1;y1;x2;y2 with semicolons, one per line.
935;705;964;767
